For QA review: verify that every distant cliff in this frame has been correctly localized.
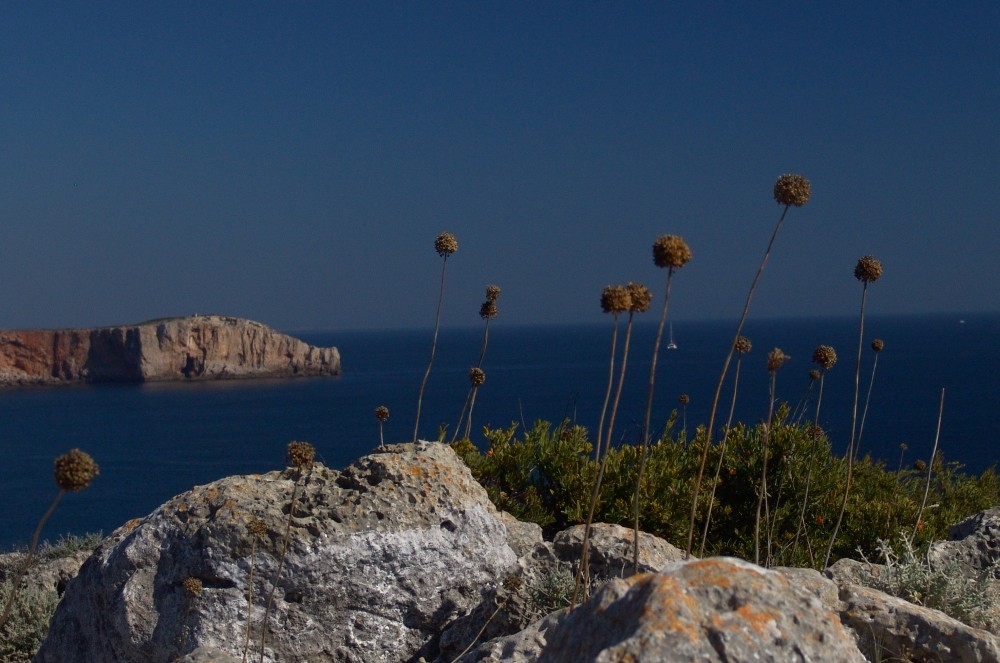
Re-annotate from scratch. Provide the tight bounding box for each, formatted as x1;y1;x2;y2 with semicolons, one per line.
0;315;340;385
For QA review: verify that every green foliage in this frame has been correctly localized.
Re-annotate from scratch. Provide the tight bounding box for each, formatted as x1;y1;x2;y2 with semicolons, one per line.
452;415;999;568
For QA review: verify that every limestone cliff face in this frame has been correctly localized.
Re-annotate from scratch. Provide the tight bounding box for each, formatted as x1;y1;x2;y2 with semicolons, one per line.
0;315;340;385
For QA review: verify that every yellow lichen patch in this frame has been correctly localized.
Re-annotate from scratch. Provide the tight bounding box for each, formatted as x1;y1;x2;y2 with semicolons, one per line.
734;604;780;637
635;575;701;642
120;518;141;534
682;559;750;590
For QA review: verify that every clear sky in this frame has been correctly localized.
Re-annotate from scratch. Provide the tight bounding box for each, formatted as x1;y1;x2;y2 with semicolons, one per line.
2;2;998;332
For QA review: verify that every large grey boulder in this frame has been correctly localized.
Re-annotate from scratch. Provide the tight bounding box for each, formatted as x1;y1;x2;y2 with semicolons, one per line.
35;442;518;663
553;523;690;579
459;557;865;662
928;506;1000;575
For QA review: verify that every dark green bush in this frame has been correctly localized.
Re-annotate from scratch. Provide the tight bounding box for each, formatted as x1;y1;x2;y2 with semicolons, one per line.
453;413;999;568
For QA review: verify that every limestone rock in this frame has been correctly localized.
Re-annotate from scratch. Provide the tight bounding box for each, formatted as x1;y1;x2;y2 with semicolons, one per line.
928;506;1000;575
553;522;690;579
838;582;1000;662
0;315;339;385
35;442;518;663
459;557;865;662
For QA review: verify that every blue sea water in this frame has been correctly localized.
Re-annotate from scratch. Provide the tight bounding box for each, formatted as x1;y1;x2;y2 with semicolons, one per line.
1;313;997;550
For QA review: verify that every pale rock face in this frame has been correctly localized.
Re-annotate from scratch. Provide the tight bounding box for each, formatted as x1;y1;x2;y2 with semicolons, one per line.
35;442;518;663
0;315;339;384
460;557;866;662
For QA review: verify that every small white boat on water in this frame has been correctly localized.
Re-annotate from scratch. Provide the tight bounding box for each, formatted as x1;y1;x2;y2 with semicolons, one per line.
667;323;678;350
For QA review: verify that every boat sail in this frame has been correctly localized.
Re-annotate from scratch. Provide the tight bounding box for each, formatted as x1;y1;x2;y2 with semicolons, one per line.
667;322;678;350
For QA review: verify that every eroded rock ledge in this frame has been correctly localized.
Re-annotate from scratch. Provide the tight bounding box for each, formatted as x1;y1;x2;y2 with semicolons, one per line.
0;315;339;385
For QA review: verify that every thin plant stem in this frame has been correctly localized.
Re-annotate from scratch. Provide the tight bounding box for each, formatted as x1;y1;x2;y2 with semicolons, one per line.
913;388;945;541
605;311;636;457
464;386;480;439
633;270;675;572
260;474;305;663
452;317;492;443
595;315;621;461
791;373;825;563
824;283;869;568
573;453;610;607
0;490;65;630
414;255;450;443
699;353;745;556
854;352;881;459
686;205;790;557
378;422;385;450
755;371;778;566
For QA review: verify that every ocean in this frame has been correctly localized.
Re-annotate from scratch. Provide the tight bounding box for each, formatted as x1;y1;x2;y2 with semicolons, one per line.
1;313;997;550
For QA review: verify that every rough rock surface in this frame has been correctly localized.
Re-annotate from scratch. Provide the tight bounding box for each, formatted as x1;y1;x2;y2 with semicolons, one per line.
35;442;518;663
553;522;690;579
459;557;865;662
928;506;1000;575
0;315;339;385
837;582;1000;662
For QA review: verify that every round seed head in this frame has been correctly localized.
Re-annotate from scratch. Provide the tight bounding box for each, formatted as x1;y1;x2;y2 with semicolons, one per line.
485;285;501;302
809;369;821;381
286;440;315;469
914;459;927;472
183;577;203;597
502;573;523;592
375;406;389;423
434;232;458;257
899;443;908;452
773;174;811;207
652;235;692;269
248;518;268;538
811;345;837;371
854;255;883;283
734;336;752;355
625;282;653;313
479;300;498;320
54;448;100;492
679;394;690;406
469;367;486;386
766;348;789;372
600;285;631;314
871;338;885;353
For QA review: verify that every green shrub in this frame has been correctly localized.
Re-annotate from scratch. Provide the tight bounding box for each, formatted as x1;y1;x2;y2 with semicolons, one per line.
453;415;999;568
0;580;59;663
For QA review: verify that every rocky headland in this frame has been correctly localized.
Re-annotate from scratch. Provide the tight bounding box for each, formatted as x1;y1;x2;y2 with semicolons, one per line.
0;315;339;385
8;442;999;662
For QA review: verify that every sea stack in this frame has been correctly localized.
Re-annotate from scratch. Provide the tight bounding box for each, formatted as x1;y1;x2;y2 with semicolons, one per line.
0;315;340;385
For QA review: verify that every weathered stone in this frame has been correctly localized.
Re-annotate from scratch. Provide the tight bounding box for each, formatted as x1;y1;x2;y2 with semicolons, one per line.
498;511;543;559
825;556;885;587
178;647;244;663
929;506;1000;576
0;315;339;385
459;557;865;662
35;442;518;663
553;522;689;579
0;549;89;597
838;582;1000;662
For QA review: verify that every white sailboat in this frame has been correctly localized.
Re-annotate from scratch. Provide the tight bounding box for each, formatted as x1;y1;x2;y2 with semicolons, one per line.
666;322;678;350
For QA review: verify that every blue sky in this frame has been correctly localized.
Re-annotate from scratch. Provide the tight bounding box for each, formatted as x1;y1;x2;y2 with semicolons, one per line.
2;2;998;332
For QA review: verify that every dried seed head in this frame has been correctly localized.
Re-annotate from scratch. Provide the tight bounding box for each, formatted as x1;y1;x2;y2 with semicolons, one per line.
679;394;690;406
502;574;523;592
854;255;883;283
914;459;927;472
375;406;389;423
54;449;100;492
479;300;498;320
809;369;821;381
871;338;885;353
248;518;268;538
434;232;458;257
600;285;631;314
773;174;811;207
734;336;752;355
469;367;486;386
286;441;315;469
652;235;692;269
485;285;501;302
767;348;789;372
899;443;908;452
183;577;203;597
811;345;837;371
625;282;653;313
